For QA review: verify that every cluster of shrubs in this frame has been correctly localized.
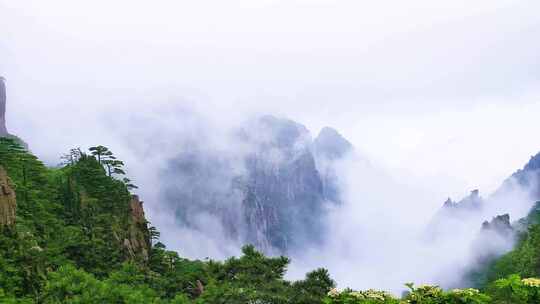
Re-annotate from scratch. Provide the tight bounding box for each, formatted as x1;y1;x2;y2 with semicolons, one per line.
324;275;540;304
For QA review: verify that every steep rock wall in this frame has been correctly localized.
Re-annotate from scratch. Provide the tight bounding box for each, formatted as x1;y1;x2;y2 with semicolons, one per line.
123;195;151;261
0;77;7;136
0;165;16;227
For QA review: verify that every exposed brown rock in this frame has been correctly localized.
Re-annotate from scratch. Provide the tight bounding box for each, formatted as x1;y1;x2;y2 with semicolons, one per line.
0;165;16;227
195;280;204;296
123;195;151;262
129;195;146;224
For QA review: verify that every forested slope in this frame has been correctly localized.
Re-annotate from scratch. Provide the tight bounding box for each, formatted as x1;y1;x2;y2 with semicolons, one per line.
2;136;540;303
0;137;335;303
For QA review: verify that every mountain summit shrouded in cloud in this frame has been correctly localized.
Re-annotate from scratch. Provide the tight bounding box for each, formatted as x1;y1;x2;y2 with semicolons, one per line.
0;77;27;148
160;115;354;255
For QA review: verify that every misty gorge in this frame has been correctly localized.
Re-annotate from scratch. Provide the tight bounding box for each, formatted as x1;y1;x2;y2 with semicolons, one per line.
2;1;540;303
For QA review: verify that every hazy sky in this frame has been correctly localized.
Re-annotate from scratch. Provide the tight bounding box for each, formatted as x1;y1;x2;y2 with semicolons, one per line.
1;0;540;198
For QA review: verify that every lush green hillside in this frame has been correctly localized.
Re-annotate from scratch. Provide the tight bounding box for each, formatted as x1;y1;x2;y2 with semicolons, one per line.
0;138;336;303
2;136;540;303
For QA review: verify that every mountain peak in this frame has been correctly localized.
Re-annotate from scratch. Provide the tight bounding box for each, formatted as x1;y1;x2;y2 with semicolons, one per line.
523;152;540;172
314;127;352;160
240;115;311;149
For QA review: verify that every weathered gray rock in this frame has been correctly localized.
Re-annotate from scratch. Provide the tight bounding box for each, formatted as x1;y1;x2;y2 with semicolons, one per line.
0;77;7;136
314;127;352;161
0;165;16;227
481;214;513;235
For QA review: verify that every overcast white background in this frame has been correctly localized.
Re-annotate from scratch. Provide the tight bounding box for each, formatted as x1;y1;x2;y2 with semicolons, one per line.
1;0;540;201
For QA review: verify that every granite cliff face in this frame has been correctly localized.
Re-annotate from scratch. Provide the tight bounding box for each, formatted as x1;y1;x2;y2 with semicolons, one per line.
0;165;16;227
1;77;8;136
240;116;326;252
162;116;353;254
123;195;151;261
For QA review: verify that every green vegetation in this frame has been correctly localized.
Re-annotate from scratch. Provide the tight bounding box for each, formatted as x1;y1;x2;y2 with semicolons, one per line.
0;138;335;303
324;278;540;304
2;136;540;303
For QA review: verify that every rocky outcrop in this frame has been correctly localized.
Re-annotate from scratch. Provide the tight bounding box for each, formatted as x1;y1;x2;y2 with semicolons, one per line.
0;165;16;227
442;190;483;212
129;195;147;224
464;213;517;284
313;127;352;161
0;77;7;136
123;195;151;261
426;190;484;240
481;214;513;236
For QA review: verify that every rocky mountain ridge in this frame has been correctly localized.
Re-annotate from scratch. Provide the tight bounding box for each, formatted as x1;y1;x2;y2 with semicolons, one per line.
439;151;540;216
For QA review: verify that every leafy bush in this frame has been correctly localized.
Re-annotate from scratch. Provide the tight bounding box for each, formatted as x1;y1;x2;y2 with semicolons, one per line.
324;288;399;304
323;284;491;304
487;274;540;304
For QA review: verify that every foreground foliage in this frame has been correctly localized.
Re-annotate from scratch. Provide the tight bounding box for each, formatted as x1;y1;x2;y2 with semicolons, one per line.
324;278;540;304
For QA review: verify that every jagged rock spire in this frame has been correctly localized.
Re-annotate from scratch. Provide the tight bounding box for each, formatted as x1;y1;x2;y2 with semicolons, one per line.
314;127;353;160
0;76;7;136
